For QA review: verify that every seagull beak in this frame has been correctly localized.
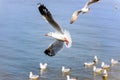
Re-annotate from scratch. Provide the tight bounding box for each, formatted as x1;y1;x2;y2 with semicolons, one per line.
64;37;69;46
44;34;48;36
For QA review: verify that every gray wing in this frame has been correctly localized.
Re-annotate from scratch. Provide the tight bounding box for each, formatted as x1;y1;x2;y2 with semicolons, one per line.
38;3;64;34
85;0;99;7
70;10;81;24
44;40;64;56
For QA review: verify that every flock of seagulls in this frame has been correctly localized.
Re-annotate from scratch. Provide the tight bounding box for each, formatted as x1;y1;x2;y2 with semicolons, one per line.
84;56;120;80
29;62;75;80
29;0;120;80
29;56;119;80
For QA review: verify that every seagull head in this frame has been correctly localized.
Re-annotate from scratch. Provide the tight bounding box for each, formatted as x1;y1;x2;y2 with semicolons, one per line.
44;32;53;36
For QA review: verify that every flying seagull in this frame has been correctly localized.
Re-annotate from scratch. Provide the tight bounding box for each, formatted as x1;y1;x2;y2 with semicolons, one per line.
70;0;100;24
37;3;72;56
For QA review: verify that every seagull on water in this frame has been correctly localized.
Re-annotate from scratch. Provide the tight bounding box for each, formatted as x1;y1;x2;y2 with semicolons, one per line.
93;55;98;64
93;66;102;73
84;62;94;67
70;0;100;24
62;66;70;73
37;3;72;56
66;75;78;80
29;72;39;80
102;69;108;80
101;62;110;69
40;63;47;70
111;58;119;66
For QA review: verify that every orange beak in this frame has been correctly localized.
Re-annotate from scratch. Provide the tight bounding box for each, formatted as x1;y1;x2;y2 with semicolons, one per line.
44;34;48;36
64;37;69;46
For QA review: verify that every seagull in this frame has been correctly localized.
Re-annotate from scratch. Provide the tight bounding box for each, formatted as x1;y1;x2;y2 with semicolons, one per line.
29;72;39;80
40;63;47;70
111;59;119;66
38;3;72;56
62;66;70;73
101;62;110;69
66;75;78;80
93;66;102;73
102;69;108;80
70;0;100;24
84;62;94;67
93;55;98;64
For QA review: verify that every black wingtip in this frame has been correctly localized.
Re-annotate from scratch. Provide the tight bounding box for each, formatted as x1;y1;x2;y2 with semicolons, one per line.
37;3;49;16
44;49;55;57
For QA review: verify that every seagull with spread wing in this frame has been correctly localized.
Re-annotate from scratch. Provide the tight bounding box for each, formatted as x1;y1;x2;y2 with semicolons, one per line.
70;0;100;24
37;3;72;56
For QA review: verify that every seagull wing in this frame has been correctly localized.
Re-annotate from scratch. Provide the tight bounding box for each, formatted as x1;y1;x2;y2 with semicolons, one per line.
85;0;99;7
70;10;81;24
44;40;64;56
38;4;64;34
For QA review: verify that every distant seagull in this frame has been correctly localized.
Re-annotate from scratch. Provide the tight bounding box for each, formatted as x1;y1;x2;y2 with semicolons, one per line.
93;55;98;64
37;3;72;56
101;62;110;69
66;75;77;80
93;66;102;73
62;66;70;73
70;0;100;24
40;63;47;70
29;72;39;80
111;59;119;66
84;62;94;67
102;69;108;80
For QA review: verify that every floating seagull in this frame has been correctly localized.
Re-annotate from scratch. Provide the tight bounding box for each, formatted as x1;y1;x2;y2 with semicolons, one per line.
70;0;100;24
111;58;119;66
93;66;102;73
102;69;108;80
93;55;98;64
29;72;39;80
38;3;72;56
40;63;47;70
84;62;94;67
62;66;70;73
101;62;110;69
66;75;77;80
